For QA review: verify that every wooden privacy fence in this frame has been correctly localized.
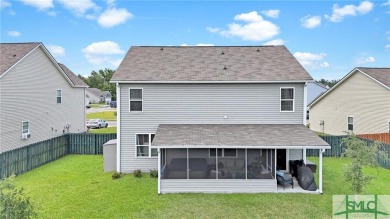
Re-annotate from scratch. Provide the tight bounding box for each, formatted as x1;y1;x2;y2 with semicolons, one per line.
357;133;390;144
0;133;117;179
307;135;390;169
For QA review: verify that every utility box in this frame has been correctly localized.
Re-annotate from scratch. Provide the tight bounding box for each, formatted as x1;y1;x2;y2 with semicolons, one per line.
103;139;117;172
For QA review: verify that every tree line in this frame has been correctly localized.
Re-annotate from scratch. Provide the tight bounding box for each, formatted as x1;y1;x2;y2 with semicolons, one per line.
78;69;116;100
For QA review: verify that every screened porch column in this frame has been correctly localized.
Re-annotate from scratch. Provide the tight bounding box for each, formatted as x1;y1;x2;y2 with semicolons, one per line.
157;148;161;194
318;148;324;194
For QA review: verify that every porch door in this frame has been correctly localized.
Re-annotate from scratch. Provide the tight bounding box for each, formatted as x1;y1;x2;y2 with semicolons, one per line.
276;149;286;170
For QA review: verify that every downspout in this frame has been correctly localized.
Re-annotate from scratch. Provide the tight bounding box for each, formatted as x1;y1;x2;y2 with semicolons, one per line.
116;83;121;172
158;148;161;194
303;82;308;165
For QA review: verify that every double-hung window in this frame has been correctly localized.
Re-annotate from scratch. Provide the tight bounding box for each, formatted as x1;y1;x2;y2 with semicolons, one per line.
130;89;142;112
56;89;62;104
280;88;294;112
347;116;354;131
209;149;237;158
22;121;29;134
136;134;157;157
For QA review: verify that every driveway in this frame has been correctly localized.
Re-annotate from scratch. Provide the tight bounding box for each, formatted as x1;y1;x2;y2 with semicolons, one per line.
107;121;117;127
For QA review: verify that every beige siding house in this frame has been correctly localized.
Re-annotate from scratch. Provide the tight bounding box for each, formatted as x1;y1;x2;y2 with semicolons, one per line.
309;67;390;135
0;42;88;153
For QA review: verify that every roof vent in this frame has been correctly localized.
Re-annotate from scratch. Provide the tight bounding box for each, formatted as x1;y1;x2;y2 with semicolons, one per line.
13;54;16;57
221;51;224;55
257;48;260;52
160;47;163;51
223;65;227;70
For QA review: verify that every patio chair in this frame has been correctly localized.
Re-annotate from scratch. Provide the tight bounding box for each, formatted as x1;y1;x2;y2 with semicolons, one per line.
276;171;294;190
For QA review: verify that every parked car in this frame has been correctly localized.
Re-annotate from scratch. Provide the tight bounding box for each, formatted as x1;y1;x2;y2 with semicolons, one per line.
86;119;108;129
110;101;117;108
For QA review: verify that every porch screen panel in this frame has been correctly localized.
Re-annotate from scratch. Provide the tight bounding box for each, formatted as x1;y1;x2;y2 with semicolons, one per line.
188;149;215;179
218;149;245;179
164;148;187;179
247;149;273;179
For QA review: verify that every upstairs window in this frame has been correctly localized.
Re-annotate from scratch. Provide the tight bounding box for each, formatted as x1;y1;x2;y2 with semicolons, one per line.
348;116;354;131
22;121;29;134
280;88;294;112
130;89;142;112
56;90;62;104
136;134;156;157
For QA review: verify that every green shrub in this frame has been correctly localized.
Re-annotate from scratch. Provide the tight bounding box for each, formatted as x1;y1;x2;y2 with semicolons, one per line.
114;112;117;117
149;169;158;178
0;175;37;219
133;169;142;178
112;172;121;179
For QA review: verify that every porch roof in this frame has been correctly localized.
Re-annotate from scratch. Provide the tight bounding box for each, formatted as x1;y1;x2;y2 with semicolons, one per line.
151;124;331;149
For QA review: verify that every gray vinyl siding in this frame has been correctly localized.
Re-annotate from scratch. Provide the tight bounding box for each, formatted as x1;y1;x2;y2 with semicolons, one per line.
289;149;303;161
0;47;85;153
160;179;276;193
119;83;304;172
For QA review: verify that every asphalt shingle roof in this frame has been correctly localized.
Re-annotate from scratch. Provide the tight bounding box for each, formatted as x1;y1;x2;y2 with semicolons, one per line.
0;42;40;76
58;63;87;87
112;46;313;82
358;67;390;88
152;124;330;148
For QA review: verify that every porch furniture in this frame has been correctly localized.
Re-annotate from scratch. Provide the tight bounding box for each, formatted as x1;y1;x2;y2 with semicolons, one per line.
305;159;317;173
276;171;293;189
166;158;209;179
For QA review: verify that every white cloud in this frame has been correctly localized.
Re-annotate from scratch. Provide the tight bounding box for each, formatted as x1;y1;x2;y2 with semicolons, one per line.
206;27;221;33
8;31;20;37
261;9;280;18
300;15;321;29
356;56;376;64
47;11;56;16
0;0;11;9
325;1;374;22
82;41;125;66
106;0;116;7
211;11;279;41
293;52;330;69
385;44;390;49
47;45;65;58
20;0;53;10
263;39;285;45
56;0;99;16
97;8;133;28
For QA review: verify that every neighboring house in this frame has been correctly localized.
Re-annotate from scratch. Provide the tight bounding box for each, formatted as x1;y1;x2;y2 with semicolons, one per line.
306;82;329;120
0;42;88;153
111;46;330;194
309;67;390;135
86;88;111;103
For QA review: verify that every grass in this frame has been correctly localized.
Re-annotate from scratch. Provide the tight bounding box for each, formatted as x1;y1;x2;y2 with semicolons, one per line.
15;156;390;218
89;126;117;133
89;103;106;108
86;111;116;121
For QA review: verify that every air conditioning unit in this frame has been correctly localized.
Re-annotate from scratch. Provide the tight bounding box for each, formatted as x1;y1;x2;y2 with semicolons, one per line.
22;133;31;139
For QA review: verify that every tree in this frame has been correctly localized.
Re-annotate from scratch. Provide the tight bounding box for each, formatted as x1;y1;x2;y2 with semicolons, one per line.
0;175;36;219
342;135;387;194
78;68;116;100
315;79;340;88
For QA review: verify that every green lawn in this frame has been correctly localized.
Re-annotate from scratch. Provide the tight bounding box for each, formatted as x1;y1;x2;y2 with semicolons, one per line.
89;127;117;133
86;111;116;121
89;103;106;108
15;156;390;219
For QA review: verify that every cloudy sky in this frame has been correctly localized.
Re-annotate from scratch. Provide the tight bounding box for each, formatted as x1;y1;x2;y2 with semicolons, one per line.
1;0;389;79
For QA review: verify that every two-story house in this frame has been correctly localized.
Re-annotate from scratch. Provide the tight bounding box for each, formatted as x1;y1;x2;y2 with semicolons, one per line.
111;46;330;194
309;67;390;135
0;42;88;153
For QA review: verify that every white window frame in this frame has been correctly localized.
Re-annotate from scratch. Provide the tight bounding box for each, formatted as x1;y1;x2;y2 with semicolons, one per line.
22;121;30;134
209;148;238;158
135;133;156;158
388;121;389;132
280;87;295;112
347;116;354;131
56;89;62;104
129;88;143;112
